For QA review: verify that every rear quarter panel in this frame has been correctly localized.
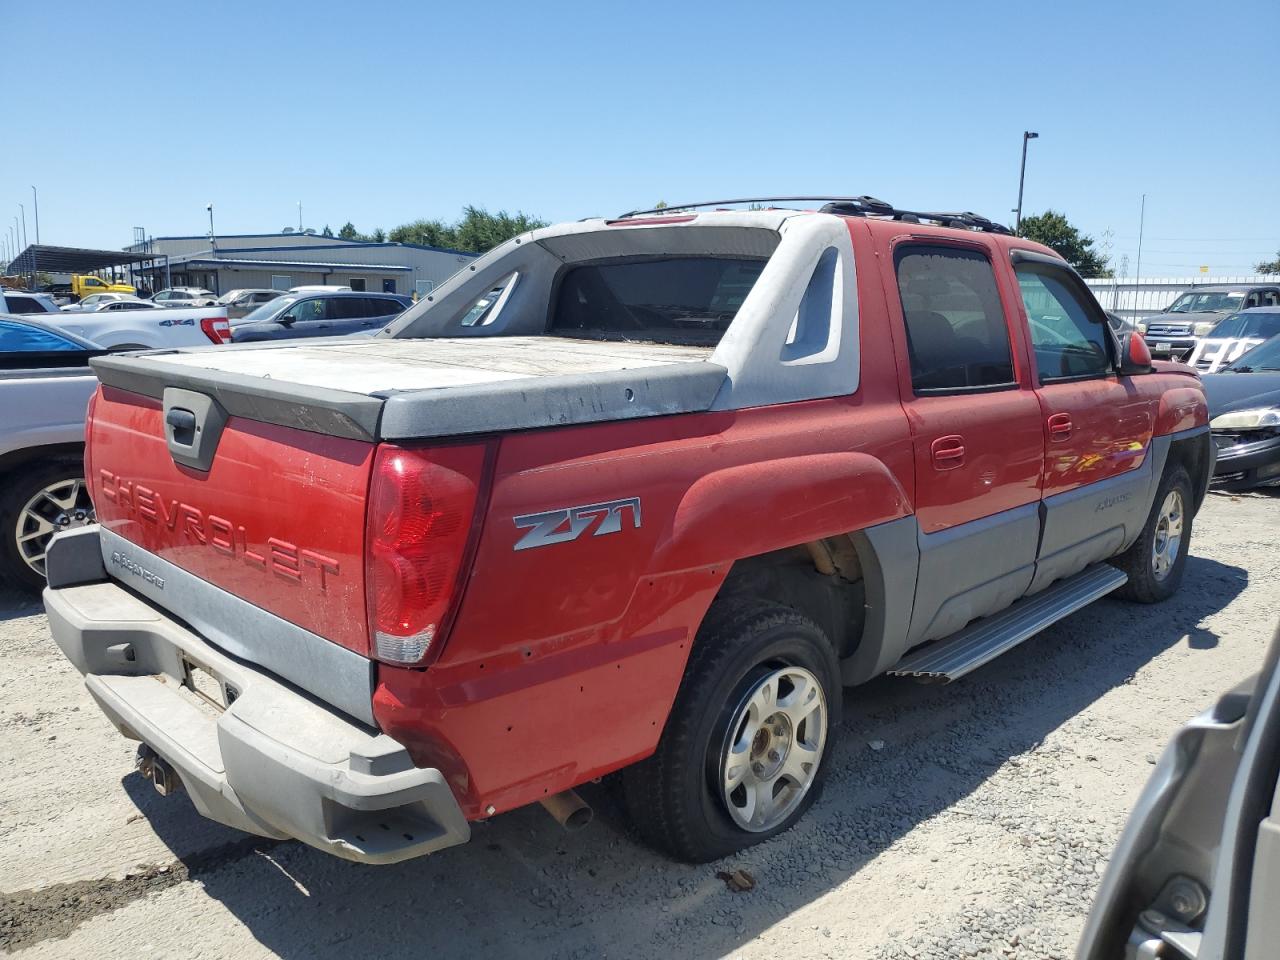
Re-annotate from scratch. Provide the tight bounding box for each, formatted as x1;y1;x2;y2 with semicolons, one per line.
376;220;916;818
0;372;96;459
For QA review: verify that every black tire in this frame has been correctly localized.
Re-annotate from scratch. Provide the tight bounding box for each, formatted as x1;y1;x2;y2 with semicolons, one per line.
622;599;841;863
0;459;92;592
1111;464;1193;603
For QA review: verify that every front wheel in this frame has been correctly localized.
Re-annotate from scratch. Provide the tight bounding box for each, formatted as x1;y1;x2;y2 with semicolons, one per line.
1112;465;1193;603
0;460;95;591
622;600;841;862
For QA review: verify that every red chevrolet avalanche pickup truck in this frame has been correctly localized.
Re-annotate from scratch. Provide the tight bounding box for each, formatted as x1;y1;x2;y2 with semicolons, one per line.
43;197;1213;864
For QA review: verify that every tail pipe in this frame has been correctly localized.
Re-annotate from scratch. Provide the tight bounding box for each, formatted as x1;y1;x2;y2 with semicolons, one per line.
539;789;592;831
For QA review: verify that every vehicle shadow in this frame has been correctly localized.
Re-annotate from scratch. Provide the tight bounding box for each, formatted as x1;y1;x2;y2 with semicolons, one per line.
132;555;1247;960
0;583;43;622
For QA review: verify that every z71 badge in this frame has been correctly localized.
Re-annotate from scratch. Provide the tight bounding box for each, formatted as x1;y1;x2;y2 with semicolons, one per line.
513;497;641;551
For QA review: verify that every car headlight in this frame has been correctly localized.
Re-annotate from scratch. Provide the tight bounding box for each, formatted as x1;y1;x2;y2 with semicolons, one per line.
1193;321;1218;336
1210;407;1280;430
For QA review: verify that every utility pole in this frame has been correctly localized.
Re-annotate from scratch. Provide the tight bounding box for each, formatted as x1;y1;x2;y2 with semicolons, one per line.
298;201;303;232
1133;195;1146;316
1014;130;1039;233
207;203;216;253
31;186;39;244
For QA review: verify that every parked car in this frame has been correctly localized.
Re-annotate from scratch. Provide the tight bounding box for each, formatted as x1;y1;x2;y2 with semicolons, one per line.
230;290;410;342
61;293;147;312
89;299;165;313
152;287;218;307
0;290;60;314
52;305;230;350
216;288;285;320
1201;332;1280;490
1140;283;1280;360
1186;305;1280;371
1078;622;1280;960
0;316;102;588
42;199;1212;867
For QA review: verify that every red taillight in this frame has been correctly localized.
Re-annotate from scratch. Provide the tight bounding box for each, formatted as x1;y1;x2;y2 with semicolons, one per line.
365;443;489;665
200;316;231;344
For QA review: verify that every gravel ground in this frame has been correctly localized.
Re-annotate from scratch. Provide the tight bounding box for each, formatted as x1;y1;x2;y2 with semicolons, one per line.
1;490;1276;959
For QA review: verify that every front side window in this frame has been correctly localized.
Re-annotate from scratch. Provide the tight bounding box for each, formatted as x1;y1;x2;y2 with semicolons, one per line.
4;296;46;315
1016;266;1111;382
284;298;329;323
894;246;1015;392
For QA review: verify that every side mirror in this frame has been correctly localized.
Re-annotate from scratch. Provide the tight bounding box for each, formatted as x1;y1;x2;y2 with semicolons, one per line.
1118;332;1153;375
276;315;295;327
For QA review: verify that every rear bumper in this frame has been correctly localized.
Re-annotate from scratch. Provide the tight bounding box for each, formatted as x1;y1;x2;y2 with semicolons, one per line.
43;539;470;864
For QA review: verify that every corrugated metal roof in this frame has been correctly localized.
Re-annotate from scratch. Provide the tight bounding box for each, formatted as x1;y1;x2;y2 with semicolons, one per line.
167;258;412;272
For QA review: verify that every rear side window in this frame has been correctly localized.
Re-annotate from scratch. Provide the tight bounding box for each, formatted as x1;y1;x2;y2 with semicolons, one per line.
4;295;46;315
1015;266;1111;382
549;256;767;345
894;246;1015;392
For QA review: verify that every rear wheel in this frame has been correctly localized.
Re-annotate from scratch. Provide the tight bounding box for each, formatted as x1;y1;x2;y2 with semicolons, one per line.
1112;465;1192;603
622;600;840;862
0;460;95;591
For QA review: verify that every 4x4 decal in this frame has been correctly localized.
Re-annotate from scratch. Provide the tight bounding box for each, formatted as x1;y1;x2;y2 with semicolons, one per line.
513;497;642;551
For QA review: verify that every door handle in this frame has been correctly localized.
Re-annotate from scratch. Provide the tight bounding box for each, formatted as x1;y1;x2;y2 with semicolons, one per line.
931;435;966;470
1047;413;1073;441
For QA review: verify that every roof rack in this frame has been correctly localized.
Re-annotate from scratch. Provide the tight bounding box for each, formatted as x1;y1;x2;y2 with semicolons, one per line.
615;196;1013;235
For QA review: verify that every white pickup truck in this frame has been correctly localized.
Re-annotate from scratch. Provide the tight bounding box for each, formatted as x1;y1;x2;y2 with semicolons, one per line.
53;306;230;350
2;290;230;350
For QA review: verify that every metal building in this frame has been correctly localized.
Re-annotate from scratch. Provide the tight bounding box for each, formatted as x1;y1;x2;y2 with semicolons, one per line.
125;232;478;297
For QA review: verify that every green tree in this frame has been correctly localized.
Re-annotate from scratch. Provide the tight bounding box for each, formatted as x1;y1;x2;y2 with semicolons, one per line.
370;228;386;243
1256;251;1280;274
321;224;334;238
1017;210;1112;277
338;221;360;241
388;206;547;253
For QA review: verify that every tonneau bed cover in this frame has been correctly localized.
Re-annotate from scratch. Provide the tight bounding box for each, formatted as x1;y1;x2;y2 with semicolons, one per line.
91;336;724;442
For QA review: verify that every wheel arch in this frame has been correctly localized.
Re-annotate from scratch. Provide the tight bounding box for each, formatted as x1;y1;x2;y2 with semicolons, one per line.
0;442;85;487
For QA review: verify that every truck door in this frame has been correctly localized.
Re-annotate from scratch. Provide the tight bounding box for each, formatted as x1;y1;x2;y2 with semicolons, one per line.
1010;252;1154;592
888;242;1045;646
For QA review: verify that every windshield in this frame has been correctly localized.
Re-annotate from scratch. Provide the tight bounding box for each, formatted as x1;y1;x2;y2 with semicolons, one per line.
1166;290;1246;313
236;295;297;324
1207;311;1280;342
216;290;245;305
1224;334;1280;372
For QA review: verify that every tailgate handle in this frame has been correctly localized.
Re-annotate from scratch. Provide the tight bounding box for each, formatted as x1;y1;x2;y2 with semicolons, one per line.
162;388;228;473
166;407;198;445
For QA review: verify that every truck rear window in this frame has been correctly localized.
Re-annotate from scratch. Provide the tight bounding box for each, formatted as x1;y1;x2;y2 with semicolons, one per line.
549;256;766;345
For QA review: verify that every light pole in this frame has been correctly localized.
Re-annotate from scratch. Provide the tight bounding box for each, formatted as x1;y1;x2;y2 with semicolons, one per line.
1014;130;1039;233
19;203;27;251
206;203;216;253
31;186;39;244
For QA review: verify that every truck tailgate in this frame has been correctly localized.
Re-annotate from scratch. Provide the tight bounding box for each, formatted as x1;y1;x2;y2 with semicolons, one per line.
88;385;375;656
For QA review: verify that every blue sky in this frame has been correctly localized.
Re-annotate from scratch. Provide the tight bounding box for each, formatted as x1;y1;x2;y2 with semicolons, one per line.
4;0;1277;276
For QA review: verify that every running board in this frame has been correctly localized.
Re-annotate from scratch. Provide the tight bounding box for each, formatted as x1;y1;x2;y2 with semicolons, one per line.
888;564;1128;682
